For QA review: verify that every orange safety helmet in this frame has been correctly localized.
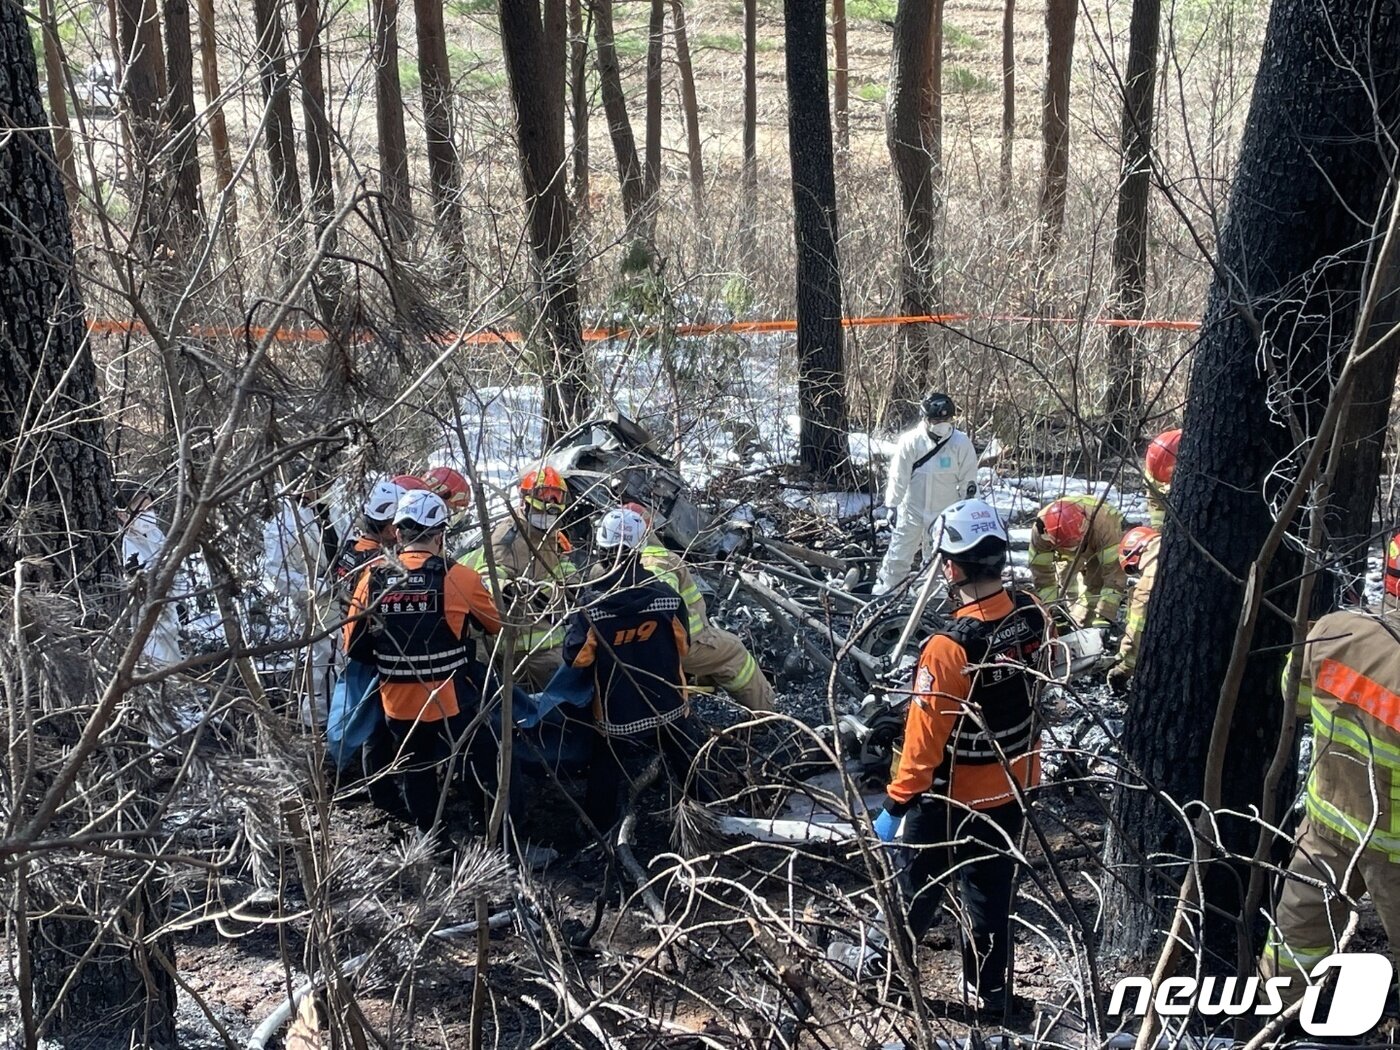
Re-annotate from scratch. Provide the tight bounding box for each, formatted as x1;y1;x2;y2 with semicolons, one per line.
392;473;428;491
1119;525;1159;574
520;465;568;513
1145;429;1182;486
423;465;471;511
1387;533;1400;598
1039;499;1090;550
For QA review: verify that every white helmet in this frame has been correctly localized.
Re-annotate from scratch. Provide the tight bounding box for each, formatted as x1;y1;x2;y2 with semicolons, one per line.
394;490;450;531
595;506;648;550
931;499;1008;558
363;477;406;521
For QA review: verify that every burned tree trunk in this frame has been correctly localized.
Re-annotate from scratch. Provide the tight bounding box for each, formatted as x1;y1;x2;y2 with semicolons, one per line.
832;0;848;155
592;0;646;233
371;0;413;238
644;0;663;201
1103;0;1400;963
740;0;757;250
0;7;174;1041
163;0;203;232
293;0;336;226
785;0;850;482
1000;0;1014;203
251;0;305;231
1102;0;1160;451
501;0;591;437
1039;0;1075;251
414;0;465;254
886;0;943;410
115;0;166;242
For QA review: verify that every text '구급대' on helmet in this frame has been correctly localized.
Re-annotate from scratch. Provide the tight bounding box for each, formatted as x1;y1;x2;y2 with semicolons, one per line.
932;499;1008;561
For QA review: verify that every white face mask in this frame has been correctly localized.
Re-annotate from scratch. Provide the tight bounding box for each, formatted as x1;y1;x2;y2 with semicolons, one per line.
928;421;954;440
527;511;559;532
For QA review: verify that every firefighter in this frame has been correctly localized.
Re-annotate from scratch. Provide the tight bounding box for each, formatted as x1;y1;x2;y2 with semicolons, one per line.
423;465;472;518
562;506;706;833
1145;428;1180;528
331;475;425;614
344;490;502;835
868;498;1050;1013
875;392;980;594
1258;533;1400;1006
460;466;579;690
622;502;775;713
1108;525;1160;694
1028;495;1127;629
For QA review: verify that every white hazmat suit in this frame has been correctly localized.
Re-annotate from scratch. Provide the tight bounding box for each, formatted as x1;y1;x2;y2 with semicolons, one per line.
263;498;335;725
122;510;184;667
875;423;979;593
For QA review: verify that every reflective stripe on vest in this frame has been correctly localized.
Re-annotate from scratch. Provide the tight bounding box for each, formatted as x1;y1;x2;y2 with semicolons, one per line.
1306;696;1400;859
378;643;472;681
722;652;758;691
951;712;1036;761
1315;658;1400;734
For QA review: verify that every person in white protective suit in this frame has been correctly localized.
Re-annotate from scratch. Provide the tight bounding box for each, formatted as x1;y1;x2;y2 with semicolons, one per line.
116;481;184;667
263;464;337;726
874;392;980;594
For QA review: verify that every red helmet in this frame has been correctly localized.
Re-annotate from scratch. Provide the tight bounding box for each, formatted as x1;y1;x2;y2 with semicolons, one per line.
392;473;428;491
1119;525;1159;574
520;466;567;513
622;501;654;529
1387;533;1400;598
1145;429;1182;486
423;466;471;511
1039;499;1090;550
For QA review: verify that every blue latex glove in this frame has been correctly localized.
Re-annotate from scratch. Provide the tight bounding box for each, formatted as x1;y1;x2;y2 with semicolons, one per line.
872;809;900;843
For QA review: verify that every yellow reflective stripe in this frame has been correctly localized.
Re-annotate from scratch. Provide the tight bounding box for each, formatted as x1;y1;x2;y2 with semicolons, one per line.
1312;697;1400;769
1028;549;1057;568
1264;933;1334;972
1037;585;1058;602
1096;588;1123;607
679;583;703;604
722;653;758;690
1125;610;1147;632
1098;544;1119;566
1304;789;1400;859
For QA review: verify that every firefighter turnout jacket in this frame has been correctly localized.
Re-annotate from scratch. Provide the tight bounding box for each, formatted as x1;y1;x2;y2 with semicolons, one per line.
1116;533;1160;675
344;550;501;721
1028;495;1127;625
563;571;691;737
638;540;774;712
1259;606;1400;992
460;518;578;656
884;589;1049;814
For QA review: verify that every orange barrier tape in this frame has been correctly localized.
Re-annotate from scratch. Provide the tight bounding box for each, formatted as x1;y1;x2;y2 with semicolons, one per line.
87;311;1201;345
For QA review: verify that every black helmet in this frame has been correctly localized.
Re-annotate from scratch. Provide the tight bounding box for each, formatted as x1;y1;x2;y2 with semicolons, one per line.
922;392;957;422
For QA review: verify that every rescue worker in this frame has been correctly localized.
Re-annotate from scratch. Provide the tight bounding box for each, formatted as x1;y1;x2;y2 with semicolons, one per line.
1145;428;1180;528
116;480;184;668
461;466;579;690
263;463;336;724
331;475;425;613
562;506;705;833
869;499;1050;1013
875;392;980;594
1108;526;1160;694
1259;533;1400;1006
423;465;472;518
344;490;502;835
1028;495;1127;629
623;501;775;713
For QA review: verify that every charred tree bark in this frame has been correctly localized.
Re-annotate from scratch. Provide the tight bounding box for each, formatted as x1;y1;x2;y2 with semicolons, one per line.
592;0;646;233
832;0;848;155
1103;0;1400;964
114;0;165;232
569;0;590;214
785;0;850;482
371;0;412;238
37;0;79;210
644;0;663;202
0;8;173;1039
1039;0;1075;252
999;0;1014;204
251;0;305;231
1102;0;1159;452
414;0;465;255
162;0;203;233
195;0;238;236
886;0;943;412
671;0;703;212
501;0;591;437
